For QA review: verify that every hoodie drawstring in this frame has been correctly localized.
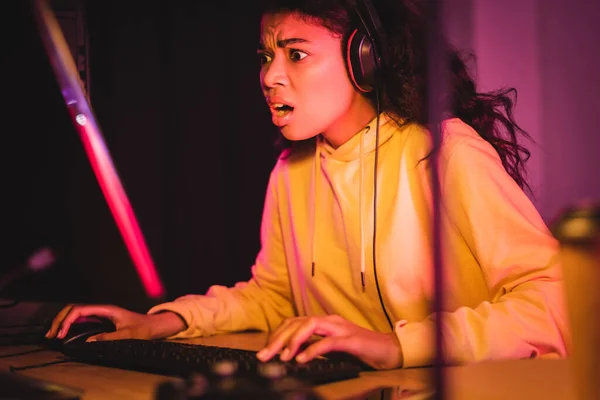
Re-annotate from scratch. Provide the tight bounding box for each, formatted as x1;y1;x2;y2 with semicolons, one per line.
359;126;369;289
311;125;370;289
311;139;321;277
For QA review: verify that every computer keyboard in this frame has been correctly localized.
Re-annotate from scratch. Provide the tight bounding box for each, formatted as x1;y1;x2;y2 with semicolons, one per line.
56;339;368;385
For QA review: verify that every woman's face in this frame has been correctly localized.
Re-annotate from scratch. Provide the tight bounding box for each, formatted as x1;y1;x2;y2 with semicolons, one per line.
259;12;375;147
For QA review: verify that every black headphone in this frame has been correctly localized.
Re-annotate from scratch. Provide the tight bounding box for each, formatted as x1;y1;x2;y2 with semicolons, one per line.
346;0;385;93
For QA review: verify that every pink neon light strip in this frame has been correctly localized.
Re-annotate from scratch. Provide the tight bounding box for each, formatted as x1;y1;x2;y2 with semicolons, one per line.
73;113;165;299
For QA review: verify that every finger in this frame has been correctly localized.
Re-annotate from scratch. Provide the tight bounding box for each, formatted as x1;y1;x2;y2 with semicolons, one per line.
261;316;344;362
284;318;352;361
264;317;295;345
46;304;74;338
57;305;120;339
257;318;304;361
262;318;299;354
86;328;132;342
296;336;359;364
279;318;336;361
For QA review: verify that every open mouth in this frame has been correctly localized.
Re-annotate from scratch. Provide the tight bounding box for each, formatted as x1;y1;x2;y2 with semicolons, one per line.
272;103;294;116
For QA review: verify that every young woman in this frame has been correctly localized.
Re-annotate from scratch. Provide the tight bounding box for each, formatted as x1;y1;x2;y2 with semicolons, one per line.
47;0;568;370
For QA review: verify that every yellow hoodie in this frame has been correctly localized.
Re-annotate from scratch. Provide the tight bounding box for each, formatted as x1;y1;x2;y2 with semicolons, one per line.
149;115;568;367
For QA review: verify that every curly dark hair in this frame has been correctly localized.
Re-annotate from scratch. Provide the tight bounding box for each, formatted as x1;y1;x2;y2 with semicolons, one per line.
259;0;532;192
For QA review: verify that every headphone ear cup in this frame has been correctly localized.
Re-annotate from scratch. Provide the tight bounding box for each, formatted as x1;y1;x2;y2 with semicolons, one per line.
346;28;378;92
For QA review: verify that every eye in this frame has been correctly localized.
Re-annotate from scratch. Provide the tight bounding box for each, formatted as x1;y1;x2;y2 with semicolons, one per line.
258;52;272;66
289;49;308;62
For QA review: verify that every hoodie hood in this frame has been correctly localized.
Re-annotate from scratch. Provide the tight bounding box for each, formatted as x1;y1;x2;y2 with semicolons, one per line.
311;112;398;287
318;112;396;162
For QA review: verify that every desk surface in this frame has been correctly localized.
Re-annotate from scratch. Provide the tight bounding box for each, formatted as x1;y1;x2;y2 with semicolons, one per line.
0;332;576;400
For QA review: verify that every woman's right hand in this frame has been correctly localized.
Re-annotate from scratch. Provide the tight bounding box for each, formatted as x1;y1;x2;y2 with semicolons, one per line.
45;304;187;342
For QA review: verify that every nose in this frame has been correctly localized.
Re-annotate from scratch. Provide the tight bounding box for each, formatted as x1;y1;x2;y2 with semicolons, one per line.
261;55;288;90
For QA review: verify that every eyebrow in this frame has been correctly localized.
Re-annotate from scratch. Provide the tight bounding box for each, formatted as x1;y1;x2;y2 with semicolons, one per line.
258;38;310;50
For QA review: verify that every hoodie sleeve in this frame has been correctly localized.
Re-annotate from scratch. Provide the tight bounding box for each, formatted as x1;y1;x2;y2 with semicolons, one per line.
396;132;569;367
147;162;296;338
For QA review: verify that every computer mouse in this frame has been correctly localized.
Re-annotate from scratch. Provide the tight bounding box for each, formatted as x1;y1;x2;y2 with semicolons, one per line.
46;316;116;348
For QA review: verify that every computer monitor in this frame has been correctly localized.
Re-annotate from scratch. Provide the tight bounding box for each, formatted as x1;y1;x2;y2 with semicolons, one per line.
30;0;165;301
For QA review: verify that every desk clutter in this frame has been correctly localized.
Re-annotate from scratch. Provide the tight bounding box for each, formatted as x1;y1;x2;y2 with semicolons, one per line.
154;368;321;400
0;370;82;400
0;366;321;400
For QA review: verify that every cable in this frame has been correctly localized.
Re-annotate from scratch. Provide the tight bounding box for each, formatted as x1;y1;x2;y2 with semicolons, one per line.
372;89;393;331
9;359;71;372
0;300;19;309
0;349;50;359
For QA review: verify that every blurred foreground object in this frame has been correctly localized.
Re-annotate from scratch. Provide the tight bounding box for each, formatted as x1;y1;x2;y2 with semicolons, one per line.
551;203;600;400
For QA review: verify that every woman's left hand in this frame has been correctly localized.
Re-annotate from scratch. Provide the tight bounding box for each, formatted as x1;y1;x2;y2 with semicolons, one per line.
256;315;403;370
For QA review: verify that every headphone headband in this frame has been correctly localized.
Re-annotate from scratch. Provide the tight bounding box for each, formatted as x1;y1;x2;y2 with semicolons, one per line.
347;0;385;92
355;0;384;62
